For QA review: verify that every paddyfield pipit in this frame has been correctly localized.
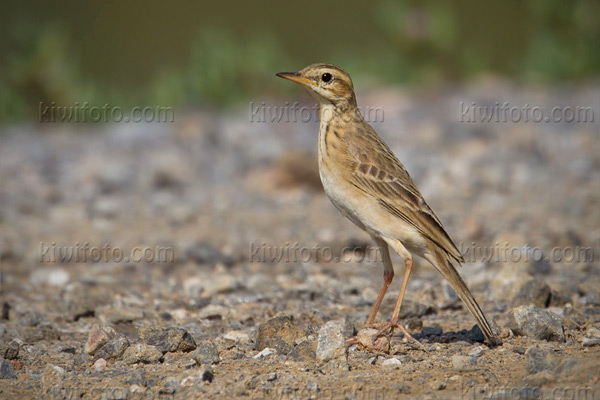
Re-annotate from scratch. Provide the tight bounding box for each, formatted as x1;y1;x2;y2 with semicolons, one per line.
277;64;500;347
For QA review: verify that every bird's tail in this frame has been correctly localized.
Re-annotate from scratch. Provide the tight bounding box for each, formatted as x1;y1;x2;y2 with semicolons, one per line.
425;250;501;346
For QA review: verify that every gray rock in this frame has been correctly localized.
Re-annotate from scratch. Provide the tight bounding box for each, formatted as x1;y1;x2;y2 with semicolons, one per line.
93;334;130;361
0;358;16;379
255;316;304;355
525;347;558;374
451;354;477;370
139;326;197;353
121;344;163;364
85;324;117;355
192;342;220;364
2;339;20;360
202;366;214;383
125;370;147;386
288;340;316;362
422;326;443;336
508;305;565;342
316;320;346;362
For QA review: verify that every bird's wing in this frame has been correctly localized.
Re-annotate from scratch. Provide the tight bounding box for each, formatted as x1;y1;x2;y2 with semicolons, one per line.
347;131;464;263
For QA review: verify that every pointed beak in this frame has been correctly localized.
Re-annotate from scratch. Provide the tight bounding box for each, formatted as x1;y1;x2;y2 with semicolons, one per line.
276;72;317;87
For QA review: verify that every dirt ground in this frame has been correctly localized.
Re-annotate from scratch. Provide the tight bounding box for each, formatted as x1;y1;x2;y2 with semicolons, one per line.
1;82;599;399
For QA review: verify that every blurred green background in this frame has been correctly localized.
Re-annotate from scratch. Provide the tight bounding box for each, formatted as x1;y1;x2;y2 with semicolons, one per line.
1;0;599;121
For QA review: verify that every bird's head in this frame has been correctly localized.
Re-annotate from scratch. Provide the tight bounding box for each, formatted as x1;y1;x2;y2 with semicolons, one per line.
277;63;357;109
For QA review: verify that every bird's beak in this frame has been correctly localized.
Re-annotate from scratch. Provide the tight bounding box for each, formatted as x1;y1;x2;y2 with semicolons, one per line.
276;72;317;87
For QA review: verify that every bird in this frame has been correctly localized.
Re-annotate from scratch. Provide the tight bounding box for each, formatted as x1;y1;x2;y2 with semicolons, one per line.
276;63;500;347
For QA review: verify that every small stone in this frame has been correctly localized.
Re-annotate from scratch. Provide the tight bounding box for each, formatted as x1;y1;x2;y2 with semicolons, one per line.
253;348;276;359
3;339;20;360
198;304;228;320
223;330;250;344
525;347;558;375
255;316;304;355
121;344;163;364
356;328;390;353
139;326;197;353
125;370;147;386
582;337;600;346
93;358;108;371
160;377;180;395
0;358;17;379
468;346;486;357
431;381;447;391
288;340;316;362
422;326;443;336
451;355;477;370
97;307;144;324
93;334;130;361
508;305;565;342
191;342;220;365
202;366;214;383
316;320;347;362
382;357;402;367
85;324;117;355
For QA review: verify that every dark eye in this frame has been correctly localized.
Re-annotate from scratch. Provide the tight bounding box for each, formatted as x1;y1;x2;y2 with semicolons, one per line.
321;73;332;82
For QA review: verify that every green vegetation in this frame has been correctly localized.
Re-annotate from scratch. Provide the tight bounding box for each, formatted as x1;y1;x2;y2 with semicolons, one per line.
1;0;598;122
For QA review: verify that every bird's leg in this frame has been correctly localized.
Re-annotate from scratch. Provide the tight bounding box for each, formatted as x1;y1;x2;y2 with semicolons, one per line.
377;239;426;351
346;238;393;346
365;238;394;327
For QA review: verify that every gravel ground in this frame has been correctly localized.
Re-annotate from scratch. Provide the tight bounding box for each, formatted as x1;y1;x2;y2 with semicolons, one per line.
1;82;599;399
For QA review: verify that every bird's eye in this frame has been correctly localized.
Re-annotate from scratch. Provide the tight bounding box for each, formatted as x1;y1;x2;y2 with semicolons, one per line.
321;73;332;83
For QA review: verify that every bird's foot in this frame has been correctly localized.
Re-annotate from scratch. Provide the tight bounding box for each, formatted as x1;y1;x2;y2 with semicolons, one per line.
374;321;428;352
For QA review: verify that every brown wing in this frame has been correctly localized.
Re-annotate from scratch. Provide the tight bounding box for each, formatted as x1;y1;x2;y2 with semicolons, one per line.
347;128;464;263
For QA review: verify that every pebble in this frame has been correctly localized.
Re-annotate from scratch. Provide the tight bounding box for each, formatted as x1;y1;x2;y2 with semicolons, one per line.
85;324;117;355
508;305;565;342
93;334;130;361
525;347;558;375
223;330;250;344
93;358;108;371
0;357;17;379
468;346;486;357
191;342;220;365
255;316;304;355
121;344;163;364
381;357;402;367
316;320;346;362
288;340;316;362
139;326;197;353
253;348;276;359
